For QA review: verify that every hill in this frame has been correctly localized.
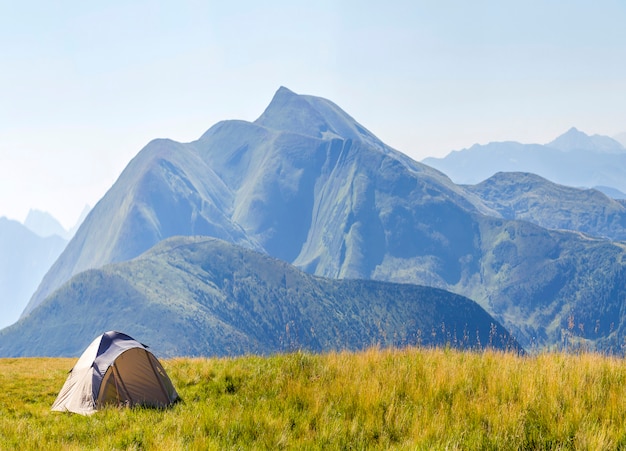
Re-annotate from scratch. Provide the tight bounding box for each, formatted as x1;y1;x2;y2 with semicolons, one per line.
0;218;67;330
0;236;520;357
464;172;626;241
422;127;626;191
16;87;626;352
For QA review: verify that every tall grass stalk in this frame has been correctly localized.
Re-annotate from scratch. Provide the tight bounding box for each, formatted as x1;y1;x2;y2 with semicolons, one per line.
3;349;626;449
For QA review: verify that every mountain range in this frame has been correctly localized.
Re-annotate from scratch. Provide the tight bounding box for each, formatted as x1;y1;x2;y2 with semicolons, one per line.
0;236;520;357
422;127;626;193
0;208;89;330
5;87;626;354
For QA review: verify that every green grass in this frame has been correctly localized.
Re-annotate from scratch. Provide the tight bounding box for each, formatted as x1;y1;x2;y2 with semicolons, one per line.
3;348;626;449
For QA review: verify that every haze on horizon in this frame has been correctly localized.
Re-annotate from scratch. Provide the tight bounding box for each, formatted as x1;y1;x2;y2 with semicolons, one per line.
1;1;625;229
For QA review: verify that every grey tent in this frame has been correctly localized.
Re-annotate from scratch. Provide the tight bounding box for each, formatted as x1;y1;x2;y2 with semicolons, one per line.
51;331;179;415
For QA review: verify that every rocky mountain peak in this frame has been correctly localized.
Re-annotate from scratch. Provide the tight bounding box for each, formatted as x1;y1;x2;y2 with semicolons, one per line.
254;87;384;149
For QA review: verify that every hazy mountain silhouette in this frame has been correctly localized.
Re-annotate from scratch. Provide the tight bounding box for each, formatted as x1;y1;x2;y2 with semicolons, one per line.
0;236;521;357
24;206;90;240
613;131;626;148
422;128;626;192
24;209;67;239
594;186;626;200
547;127;625;154
0;218;67;329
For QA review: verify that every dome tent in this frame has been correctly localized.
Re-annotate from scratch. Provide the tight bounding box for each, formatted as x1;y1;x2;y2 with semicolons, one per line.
51;331;179;415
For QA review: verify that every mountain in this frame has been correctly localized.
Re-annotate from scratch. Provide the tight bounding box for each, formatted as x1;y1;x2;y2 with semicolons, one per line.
547;127;626;154
614;132;626;148
15;87;626;352
0;236;521;357
24;209;67;238
422;128;626;191
24;206;90;240
464;172;626;241
595;186;626;200
0;218;67;330
23;86;491;316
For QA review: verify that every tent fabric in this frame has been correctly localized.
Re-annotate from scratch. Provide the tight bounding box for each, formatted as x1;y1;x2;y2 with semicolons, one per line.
51;331;179;415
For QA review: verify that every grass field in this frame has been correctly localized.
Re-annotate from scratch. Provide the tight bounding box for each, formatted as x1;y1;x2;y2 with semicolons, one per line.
3;348;626;450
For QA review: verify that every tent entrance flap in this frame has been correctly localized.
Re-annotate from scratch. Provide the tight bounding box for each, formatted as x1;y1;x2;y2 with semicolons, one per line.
97;362;133;408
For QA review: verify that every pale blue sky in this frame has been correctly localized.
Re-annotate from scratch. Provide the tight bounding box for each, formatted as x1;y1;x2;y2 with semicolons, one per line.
1;1;625;228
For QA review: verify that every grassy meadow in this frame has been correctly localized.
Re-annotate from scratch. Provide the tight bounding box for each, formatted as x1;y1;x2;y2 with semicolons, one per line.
3;348;626;449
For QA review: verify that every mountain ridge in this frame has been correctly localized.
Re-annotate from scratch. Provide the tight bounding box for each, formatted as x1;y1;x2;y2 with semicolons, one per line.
0;236;521;357
422;128;626;191
464;172;626;241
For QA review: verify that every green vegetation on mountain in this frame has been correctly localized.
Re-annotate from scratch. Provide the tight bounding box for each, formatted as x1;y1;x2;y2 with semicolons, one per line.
469;218;626;351
466;172;626;241
0;237;518;356
4;349;626;449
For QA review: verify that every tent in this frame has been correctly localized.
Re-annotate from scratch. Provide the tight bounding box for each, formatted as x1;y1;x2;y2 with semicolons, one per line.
51;331;179;415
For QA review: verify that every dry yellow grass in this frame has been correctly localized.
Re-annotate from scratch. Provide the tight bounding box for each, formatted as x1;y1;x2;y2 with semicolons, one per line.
3;349;626;449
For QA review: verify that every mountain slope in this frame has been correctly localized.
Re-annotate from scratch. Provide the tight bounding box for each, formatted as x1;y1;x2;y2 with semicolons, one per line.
466;217;626;350
0;218;67;329
0;237;520;357
465;172;626;241
422;128;626;191
22;138;261;316
24;87;493;314
18;87;626;352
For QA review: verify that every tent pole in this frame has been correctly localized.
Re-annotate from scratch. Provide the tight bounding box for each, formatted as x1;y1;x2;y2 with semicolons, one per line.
113;362;133;406
144;349;170;403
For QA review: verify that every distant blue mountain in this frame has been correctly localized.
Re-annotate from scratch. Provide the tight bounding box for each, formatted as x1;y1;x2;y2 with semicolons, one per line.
594;186;626;200
24;207;90;240
422;127;626;193
613;132;626;148
547;127;625;153
0;218;67;329
24;209;68;239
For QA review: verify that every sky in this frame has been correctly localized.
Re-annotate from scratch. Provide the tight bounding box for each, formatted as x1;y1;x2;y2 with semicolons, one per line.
1;1;625;229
